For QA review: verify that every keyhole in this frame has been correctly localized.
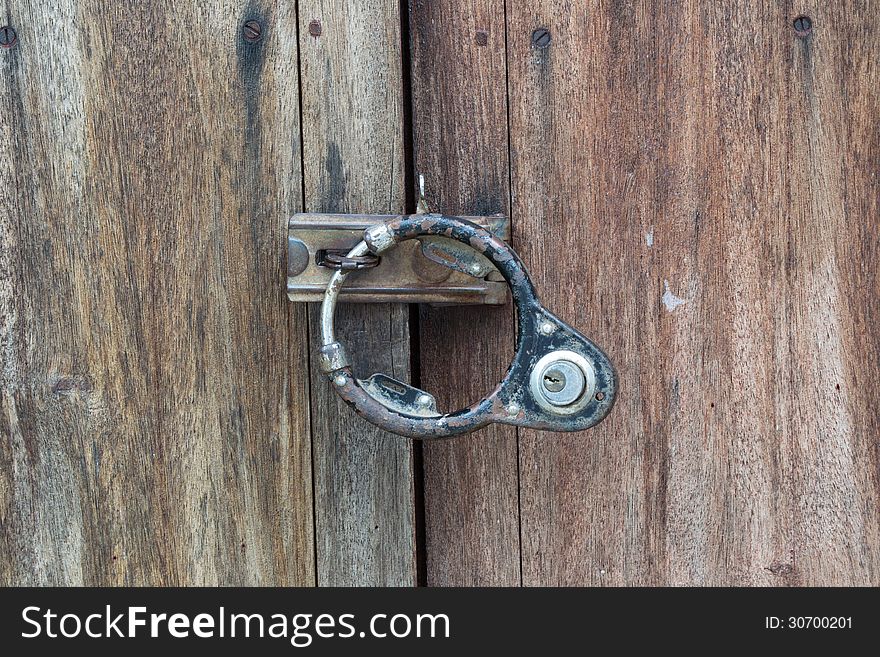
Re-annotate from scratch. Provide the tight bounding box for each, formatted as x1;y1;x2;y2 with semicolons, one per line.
534;358;589;408
542;368;567;393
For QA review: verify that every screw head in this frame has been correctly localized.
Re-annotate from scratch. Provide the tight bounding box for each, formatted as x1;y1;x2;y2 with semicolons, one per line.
333;375;346;386
506;403;520;416
539;321;555;336
475;29;489;46
793;15;812;37
243;20;262;43
0;26;18;49
532;27;551;49
416;394;432;407
309;20;322;37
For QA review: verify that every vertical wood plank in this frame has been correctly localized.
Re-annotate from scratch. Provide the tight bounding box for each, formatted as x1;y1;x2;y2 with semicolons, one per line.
767;1;880;585
0;1;314;585
408;0;521;585
508;0;663;587
508;0;880;585
298;0;416;586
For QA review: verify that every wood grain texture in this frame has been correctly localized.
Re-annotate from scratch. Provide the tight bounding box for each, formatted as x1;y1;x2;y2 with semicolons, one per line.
508;1;880;585
0;1;313;585
409;0;521;585
3;0;877;589
299;0;416;586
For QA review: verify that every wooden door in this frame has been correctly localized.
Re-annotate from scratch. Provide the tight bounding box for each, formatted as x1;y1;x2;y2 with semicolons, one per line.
2;1;878;586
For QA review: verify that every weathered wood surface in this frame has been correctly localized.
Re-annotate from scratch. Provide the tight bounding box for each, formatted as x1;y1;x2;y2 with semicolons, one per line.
299;0;416;586
0;2;313;585
507;1;880;585
409;0;521;585
2;0;878;588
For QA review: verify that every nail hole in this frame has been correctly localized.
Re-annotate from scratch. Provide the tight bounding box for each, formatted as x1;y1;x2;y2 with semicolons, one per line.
793;15;812;37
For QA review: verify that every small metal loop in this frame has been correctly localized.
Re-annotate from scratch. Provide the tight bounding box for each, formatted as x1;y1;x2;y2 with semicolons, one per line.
316;249;381;271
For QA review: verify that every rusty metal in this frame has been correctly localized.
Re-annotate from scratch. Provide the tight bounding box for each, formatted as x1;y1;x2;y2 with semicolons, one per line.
308;20;322;37
243;20;262;42
316;250;381;271
0;26;17;48
359;374;441;419
420;237;497;279
317;214;617;439
287;213;510;304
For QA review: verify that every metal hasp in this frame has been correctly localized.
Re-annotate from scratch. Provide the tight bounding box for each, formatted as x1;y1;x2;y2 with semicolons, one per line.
315;214;618;439
288;213;510;304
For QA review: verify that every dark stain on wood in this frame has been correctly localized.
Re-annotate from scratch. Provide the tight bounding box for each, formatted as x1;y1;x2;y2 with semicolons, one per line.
323;142;346;210
237;5;267;142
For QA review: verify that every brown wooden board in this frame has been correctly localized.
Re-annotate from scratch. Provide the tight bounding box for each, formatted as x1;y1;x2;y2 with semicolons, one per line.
409;0;521;585
298;0;417;585
2;0;878;588
0;2;313;584
507;1;880;585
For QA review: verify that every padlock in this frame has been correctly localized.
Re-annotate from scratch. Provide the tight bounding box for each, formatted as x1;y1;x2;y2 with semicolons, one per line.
313;214;617;439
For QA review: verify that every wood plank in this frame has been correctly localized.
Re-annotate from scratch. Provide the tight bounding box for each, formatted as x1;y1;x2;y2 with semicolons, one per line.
408;0;521;585
768;3;880;585
0;1;313;585
298;0;416;586
508;1;880;584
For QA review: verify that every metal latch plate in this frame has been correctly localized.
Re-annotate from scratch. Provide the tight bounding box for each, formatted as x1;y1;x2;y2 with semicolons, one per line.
287;213;510;304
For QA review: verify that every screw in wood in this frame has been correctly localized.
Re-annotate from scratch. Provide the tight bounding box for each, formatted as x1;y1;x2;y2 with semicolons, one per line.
0;25;18;49
532;27;551;49
475;29;488;46
308;20;322;37
793;15;812;37
243;20;262;43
